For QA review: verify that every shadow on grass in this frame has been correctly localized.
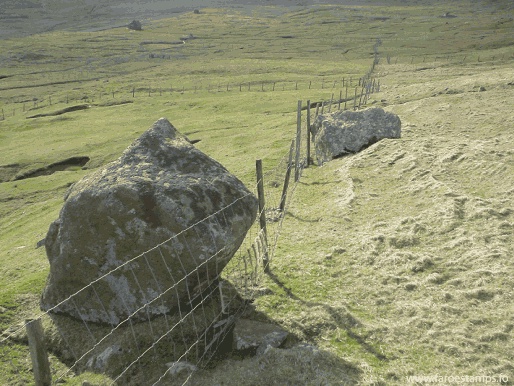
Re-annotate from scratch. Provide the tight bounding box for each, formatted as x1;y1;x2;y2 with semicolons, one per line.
266;270;388;362
298;179;345;186
283;210;322;223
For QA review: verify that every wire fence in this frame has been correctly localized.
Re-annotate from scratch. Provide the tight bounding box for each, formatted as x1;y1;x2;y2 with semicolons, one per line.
0;76;374;121
2;48;511;121
0;41;382;385
0;106;307;386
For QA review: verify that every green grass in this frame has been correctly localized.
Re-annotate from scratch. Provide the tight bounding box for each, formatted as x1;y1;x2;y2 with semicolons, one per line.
1;0;514;384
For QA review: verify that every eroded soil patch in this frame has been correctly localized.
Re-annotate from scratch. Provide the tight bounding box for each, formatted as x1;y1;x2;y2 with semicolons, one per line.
12;157;90;181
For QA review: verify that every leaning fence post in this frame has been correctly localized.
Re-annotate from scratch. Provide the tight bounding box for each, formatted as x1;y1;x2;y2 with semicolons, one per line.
280;140;295;213
26;319;51;386
294;100;302;182
255;160;270;273
306;100;311;167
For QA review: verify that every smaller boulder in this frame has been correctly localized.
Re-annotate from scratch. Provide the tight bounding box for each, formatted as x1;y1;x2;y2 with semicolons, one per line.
233;319;288;356
311;107;401;164
128;20;142;31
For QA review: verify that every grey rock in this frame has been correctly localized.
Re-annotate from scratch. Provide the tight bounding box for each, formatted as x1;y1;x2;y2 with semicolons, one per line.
233;319;288;356
41;118;257;324
85;345;123;372
165;361;198;376
36;238;45;249
127;20;142;31
312;107;401;164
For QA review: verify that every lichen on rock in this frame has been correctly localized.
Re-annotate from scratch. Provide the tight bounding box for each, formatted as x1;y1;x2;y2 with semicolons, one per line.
41;118;258;325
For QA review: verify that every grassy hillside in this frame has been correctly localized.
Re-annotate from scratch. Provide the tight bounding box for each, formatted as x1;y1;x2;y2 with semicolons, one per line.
1;1;513;384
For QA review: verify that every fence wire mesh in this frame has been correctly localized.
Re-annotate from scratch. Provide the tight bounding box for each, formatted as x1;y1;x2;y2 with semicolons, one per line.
0;105;307;386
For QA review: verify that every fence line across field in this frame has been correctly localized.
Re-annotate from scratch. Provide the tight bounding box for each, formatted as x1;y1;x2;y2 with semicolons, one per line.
2;92;361;386
2;50;511;120
2;41;381;384
1;102;309;386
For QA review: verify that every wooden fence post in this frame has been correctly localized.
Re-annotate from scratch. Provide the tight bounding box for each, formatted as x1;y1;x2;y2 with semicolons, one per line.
358;84;364;109
328;93;334;113
279;140;295;212
255;160;270;273
306;100;311;167
315;102;320;118
26;319;51;386
294;100;302;182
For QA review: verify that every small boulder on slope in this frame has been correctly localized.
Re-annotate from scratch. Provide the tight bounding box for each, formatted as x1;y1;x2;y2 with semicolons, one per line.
311;107;401;164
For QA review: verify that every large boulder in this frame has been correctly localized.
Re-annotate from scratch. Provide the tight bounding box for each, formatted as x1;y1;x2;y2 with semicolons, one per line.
311;107;401;164
41;118;258;325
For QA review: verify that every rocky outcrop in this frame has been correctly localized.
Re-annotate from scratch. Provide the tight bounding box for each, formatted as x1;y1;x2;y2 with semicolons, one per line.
311;107;401;164
41;118;258;325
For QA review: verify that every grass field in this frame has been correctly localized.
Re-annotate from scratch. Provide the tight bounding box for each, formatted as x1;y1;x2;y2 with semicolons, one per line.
1;0;513;384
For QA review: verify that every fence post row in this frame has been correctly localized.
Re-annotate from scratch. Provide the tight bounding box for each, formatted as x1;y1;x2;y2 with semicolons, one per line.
255;159;270;273
280;140;295;213
294;100;302;183
306;100;311;167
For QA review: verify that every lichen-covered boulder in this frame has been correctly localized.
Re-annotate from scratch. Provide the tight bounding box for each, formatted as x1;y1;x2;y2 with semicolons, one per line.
41;118;257;325
312;107;401;164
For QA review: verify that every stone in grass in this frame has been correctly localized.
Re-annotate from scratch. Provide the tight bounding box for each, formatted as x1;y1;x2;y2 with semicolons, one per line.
127;20;142;31
311;107;401;165
41;118;258;325
233;319;288;356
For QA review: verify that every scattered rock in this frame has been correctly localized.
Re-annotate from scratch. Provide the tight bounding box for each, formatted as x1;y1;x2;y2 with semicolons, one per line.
86;345;123;372
41;118;258;324
180;33;195;42
193;9;201;14
127;20;142;31
441;12;457;18
36;238;45;249
233;319;288;356
166;361;198;376
311;107;401;164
